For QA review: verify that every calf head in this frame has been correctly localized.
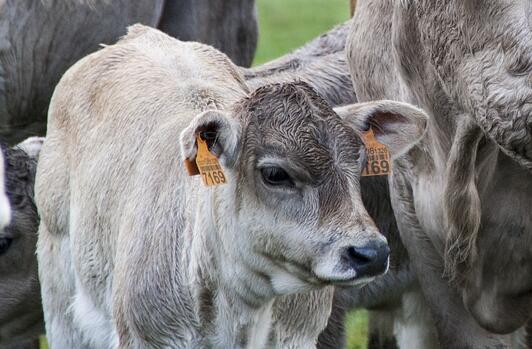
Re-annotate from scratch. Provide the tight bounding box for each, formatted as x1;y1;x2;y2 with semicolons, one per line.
0;137;44;344
181;82;427;295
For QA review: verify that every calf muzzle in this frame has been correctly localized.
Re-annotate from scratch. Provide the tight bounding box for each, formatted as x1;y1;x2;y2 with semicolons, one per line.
342;241;390;279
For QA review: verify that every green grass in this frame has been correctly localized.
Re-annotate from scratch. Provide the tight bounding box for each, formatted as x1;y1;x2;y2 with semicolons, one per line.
253;0;350;65
41;2;367;348
346;310;369;349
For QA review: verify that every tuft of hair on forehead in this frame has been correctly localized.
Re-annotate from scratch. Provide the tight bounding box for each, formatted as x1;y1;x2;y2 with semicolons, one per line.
235;81;339;123
233;81;362;183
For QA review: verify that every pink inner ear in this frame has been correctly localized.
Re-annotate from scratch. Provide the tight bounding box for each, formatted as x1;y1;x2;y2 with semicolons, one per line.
369;111;407;136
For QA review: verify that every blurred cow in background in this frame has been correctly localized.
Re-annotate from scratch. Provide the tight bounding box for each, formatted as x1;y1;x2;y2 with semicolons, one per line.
348;0;532;347
0;0;257;144
0;137;43;349
244;21;355;107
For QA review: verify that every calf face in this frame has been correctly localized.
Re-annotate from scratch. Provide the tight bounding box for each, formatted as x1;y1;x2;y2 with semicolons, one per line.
181;82;427;293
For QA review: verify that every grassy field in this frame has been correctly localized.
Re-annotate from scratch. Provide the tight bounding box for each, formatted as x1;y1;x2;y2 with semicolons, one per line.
41;1;368;348
254;0;350;65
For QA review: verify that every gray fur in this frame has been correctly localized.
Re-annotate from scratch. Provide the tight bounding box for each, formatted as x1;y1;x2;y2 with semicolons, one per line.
36;26;428;349
0;0;257;144
348;0;532;346
0;137;44;348
158;0;257;67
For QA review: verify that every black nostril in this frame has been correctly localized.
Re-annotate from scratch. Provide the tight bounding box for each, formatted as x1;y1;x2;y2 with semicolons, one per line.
342;241;390;278
347;246;377;265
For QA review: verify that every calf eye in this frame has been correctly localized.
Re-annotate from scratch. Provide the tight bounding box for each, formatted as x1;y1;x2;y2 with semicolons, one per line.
261;167;294;187
0;237;12;255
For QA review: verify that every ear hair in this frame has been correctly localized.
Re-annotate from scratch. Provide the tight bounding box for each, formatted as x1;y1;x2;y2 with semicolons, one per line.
334;100;428;158
180;110;241;168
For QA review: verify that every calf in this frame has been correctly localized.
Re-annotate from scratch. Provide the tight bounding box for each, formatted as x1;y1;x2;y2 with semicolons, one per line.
348;0;532;347
0;137;44;349
243;24;419;349
36;26;427;348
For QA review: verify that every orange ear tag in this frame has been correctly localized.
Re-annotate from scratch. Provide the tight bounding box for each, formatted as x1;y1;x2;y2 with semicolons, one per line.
185;136;227;186
361;128;391;177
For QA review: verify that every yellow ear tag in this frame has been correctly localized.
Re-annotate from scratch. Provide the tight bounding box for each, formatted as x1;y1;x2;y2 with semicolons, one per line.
361;128;391;177
187;136;227;186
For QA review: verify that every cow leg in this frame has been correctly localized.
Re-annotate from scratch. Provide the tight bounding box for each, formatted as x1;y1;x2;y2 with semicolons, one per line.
37;225;93;349
392;291;438;349
367;311;397;349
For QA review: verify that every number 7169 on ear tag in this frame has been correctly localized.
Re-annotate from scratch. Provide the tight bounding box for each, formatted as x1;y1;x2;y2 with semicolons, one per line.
184;136;227;186
361;128;391;177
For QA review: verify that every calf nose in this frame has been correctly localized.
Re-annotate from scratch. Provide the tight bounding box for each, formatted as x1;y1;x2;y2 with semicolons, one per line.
343;241;390;278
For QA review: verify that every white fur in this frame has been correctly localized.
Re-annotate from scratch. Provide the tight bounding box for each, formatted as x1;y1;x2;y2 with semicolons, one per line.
71;281;118;349
393;291;439;349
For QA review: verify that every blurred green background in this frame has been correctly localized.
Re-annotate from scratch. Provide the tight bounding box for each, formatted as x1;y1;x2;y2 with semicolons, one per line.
41;1;368;348
253;0;350;65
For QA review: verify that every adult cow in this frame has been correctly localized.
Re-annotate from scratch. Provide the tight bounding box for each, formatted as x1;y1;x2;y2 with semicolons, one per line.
348;0;532;347
35;25;428;349
0;0;257;144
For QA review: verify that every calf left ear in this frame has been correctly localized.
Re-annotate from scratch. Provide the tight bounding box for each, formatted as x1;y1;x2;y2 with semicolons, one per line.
15;137;45;160
180;110;241;168
335;100;429;158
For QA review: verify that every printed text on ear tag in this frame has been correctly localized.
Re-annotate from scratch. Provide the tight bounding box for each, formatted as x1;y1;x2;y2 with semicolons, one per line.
188;136;227;186
361;128;391;177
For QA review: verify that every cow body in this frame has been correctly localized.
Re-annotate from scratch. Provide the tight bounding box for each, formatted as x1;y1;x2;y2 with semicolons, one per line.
36;26;428;349
0;0;257;144
348;0;532;347
244;21;356;107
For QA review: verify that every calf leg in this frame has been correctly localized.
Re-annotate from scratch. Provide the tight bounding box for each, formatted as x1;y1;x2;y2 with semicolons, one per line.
37;224;93;349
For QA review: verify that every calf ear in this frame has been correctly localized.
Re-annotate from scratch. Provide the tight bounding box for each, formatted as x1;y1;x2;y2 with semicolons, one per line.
335;100;429;158
180;110;241;168
15;137;45;160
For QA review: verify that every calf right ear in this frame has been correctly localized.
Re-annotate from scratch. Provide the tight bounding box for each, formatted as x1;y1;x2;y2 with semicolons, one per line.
334;100;429;158
180;110;241;168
